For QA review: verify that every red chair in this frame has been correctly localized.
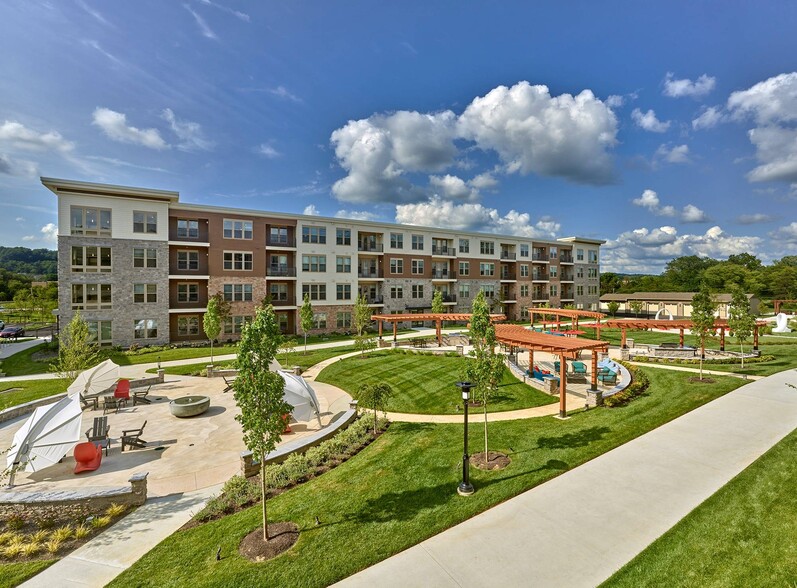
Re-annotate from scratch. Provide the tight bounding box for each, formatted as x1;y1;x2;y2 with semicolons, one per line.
114;380;131;400
74;442;102;474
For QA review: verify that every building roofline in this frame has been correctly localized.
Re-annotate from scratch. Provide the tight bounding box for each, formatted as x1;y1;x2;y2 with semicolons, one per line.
41;177;180;203
557;236;607;245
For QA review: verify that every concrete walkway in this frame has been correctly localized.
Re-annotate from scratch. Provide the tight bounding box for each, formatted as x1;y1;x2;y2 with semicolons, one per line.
337;368;797;587
0;337;48;360
627;361;765;381
21;484;222;588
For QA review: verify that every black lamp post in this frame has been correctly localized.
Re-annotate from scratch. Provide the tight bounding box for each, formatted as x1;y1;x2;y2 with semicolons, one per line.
455;381;474;496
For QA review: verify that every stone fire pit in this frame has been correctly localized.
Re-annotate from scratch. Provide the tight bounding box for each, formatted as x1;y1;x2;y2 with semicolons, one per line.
169;395;211;418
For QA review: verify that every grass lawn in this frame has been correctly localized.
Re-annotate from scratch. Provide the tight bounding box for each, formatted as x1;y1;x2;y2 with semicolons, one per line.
316;350;555;414
0;561;56;588
603;420;797;587
109;368;746;588
0;379;69;411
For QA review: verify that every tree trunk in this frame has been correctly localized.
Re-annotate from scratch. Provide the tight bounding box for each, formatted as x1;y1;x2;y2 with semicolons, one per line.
483;396;488;462
304;333;307;355
210;339;214;365
740;342;744;370
373;407;377;435
261;457;269;541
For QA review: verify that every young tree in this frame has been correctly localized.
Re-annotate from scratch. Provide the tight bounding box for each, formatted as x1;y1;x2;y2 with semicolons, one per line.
279;336;297;368
357;382;394;434
300;293;314;354
51;311;100;380
464;291;505;462
234;305;292;542
431;289;445;314
353;294;373;357
203;293;230;365
607;301;620;317
629;300;644;318
691;284;717;380
728;286;756;370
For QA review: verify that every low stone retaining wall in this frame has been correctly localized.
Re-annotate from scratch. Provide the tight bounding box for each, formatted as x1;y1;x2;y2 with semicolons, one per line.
240;402;359;478
0;472;149;508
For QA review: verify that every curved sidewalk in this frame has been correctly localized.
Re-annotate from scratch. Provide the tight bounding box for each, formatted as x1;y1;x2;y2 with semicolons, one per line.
336;368;797;587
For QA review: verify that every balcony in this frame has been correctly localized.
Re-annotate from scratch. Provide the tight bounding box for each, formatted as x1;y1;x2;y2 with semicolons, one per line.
532;252;548;261
500;272;517;282
358;243;384;253
267;236;296;248
500;251;516;261
431;269;457;280
271;298;295;307
532;274;548;282
532;294;549;301
431;245;455;256
267;265;297;277
358;268;383;279
560;254;574;264
442;294;457;304
364;295;385;305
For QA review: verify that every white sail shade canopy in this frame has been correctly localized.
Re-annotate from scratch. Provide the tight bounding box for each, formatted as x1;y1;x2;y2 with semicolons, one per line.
277;371;322;424
67;359;120;400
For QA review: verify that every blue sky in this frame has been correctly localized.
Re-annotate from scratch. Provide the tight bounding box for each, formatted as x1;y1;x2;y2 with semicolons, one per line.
1;1;796;273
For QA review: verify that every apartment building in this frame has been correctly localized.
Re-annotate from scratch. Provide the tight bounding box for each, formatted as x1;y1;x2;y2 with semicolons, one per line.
44;177;604;347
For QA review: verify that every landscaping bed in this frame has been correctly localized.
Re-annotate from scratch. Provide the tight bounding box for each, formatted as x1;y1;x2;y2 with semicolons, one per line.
316;349;556;414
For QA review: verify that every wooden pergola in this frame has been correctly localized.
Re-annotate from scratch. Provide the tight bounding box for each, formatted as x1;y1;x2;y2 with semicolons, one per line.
774;300;797;314
603;319;768;351
494;324;610;418
528;307;606;339
372;313;506;346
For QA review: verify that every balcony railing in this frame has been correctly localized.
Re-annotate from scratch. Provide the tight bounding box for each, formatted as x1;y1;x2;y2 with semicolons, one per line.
560;254;574;263
267;236;296;247
532;293;549;300
431;269;456;279
432;245;453;256
532;274;548;281
358;243;383;253
442;294;457;303
500;272;516;280
267;265;297;277
532;252;547;261
271;298;294;306
364;295;384;305
500;251;516;260
358;268;382;278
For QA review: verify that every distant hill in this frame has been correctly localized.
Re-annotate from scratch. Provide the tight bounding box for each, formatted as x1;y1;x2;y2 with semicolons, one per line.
0;246;57;277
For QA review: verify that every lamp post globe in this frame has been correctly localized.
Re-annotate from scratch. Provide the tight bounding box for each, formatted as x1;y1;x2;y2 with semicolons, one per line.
455;381;475;496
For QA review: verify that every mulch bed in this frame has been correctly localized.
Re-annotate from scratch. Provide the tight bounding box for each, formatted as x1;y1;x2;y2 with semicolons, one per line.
239;522;299;562
470;451;511;471
688;377;716;384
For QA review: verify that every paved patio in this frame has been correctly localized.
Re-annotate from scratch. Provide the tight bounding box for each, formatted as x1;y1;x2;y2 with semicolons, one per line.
1;375;352;498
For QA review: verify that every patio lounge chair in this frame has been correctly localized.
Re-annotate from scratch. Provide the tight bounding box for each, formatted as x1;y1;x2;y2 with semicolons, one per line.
571;361;587;374
115;380;131;400
598;370;617;386
223;375;238;393
103;395;125;414
74;442;102;474
121;420;147;452
133;386;151;405
80;396;99;411
85;416;111;456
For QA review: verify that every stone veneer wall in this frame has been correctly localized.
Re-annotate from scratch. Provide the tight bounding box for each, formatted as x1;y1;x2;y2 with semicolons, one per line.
58;236;171;347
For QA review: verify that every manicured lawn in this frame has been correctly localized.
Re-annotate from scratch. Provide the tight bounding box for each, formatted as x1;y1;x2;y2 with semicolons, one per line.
0;561;56;588
634;342;797;377
0;343;52;376
109;368;745;588
603;421;797;587
316;350;556;414
0;379;69;411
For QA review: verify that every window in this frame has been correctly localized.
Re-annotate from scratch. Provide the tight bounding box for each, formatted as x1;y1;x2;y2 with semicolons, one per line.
269;226;289;245
277;312;289;332
459;239;470;254
302;226;326;244
577;248;584;261
71;246;111;272
336;256;351;273
459;283;470;299
336;284;352;300
576;285;584;296
302;255;327;272
390;286;403;299
459;261;469;276
133;283;157;303
71;284;112;310
520;307;529;320
412;285;424;299
549;246;558;260
223;316;251;334
70;206;111;236
390;233;403;249
134;319;158;339
550;284;558;296
223;251;253;271
133;211;157;234
336;228;351;245
411;259;424;274
270;283;288;301
588;250;599;263
411;234;424;250
481;284;495;297
577;267;584;278
480;241;495;255
177;316;200;336
390;258;403;274
312;313;327;329
520;244;529;258
178;283;199;303
177;219;199;239
550;266;558;278
520;264;529;277
134;248;157;268
223;284;252;302
588;285;598;295
302;284;326;301
336;312;352;329
520;284;529;297
86;320;112;347
479;262;495;276
588;268;598;278
177;250;199;271
223;219;253;240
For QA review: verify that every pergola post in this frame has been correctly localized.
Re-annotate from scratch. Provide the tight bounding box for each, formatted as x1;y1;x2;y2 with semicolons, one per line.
393;321;397;343
378;319;383;341
720;327;725;351
529;349;534;372
436;319;442;347
558;352;567;418
753;324;759;351
679;328;684;348
621;327;627;349
591;350;598;391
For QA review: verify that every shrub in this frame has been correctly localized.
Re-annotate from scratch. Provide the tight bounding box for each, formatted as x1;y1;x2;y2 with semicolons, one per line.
5;515;25;531
105;503;127;517
29;530;48;543
632;354;775;365
3;541;23;558
73;524;90;539
604;363;650;408
45;538;63;554
51;526;73;542
20;541;40;557
91;516;111;529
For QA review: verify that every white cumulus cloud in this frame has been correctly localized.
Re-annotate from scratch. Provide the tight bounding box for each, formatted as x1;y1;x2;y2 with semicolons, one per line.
161;108;213;151
632;189;677;217
737;213;773;224
303;205;319;216
663;73;716;98
631;108;670;132
335;209;378;221
692;106;726;130
22;223;58;245
429;174;479;201
681;204;709;223
92;108;168;150
0;153;38;177
0;121;75;153
771;222;797;243
655;144;690;164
